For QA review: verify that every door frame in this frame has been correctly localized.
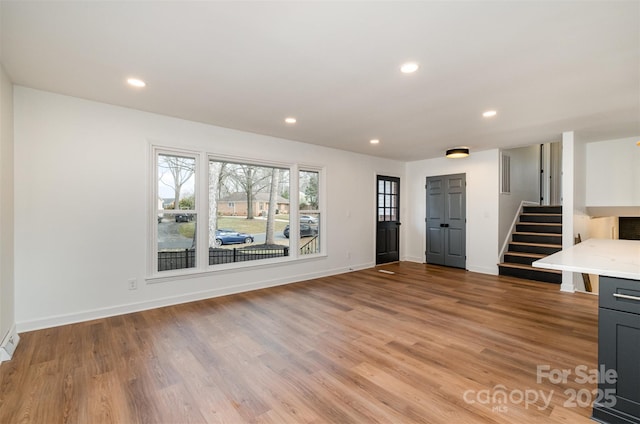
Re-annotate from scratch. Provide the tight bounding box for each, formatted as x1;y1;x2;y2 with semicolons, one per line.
374;173;402;265
425;173;467;269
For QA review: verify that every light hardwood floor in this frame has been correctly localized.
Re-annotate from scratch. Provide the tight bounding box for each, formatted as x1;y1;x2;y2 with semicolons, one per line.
0;262;599;423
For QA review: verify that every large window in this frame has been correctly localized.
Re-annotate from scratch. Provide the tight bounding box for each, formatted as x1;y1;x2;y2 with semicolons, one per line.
208;160;291;266
152;147;323;276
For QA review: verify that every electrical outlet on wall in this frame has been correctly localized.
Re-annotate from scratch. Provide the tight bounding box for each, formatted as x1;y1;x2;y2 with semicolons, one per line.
128;278;137;290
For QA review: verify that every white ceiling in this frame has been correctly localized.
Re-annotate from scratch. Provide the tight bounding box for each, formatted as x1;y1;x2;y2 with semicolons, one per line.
1;1;638;161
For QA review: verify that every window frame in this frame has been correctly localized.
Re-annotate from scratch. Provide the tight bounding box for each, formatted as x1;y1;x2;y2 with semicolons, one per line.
150;147;200;276
298;167;324;256
148;145;326;281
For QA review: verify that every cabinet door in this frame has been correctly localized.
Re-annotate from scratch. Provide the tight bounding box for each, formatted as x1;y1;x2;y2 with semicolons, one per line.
597;308;640;421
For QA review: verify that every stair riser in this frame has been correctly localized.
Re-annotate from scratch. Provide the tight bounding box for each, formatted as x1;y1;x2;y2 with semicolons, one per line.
499;266;562;284
504;254;538;266
523;206;562;214
509;243;561;255
516;224;562;234
520;215;562;224
513;234;562;244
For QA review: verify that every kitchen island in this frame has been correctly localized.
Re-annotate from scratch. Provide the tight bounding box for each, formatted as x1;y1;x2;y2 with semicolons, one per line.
533;238;640;424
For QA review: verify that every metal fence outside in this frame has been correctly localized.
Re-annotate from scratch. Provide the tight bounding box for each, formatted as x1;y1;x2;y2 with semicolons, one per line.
158;246;290;271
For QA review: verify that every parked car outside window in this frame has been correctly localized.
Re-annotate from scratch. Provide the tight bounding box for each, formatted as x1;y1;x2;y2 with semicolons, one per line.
175;213;193;222
283;223;318;238
214;229;254;247
299;215;318;224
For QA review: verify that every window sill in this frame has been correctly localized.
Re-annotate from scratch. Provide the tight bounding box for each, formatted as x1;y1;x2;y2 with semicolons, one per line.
146;252;327;284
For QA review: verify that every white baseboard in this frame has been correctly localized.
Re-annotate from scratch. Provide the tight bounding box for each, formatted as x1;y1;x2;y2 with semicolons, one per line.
402;256;424;263
467;264;499;275
561;271;576;293
17;262;375;332
401;257;498;276
0;324;20;362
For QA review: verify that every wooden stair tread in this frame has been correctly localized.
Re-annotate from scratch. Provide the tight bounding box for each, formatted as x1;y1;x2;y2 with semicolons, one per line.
504;251;546;258
518;222;562;226
513;231;562;237
498;262;562;274
509;241;562;248
521;213;562;216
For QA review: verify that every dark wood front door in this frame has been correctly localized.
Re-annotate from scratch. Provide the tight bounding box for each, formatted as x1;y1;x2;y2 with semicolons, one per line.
426;173;466;269
376;175;400;264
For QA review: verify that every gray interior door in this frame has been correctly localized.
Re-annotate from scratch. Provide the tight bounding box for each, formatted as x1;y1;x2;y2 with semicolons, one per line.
376;175;400;264
426;174;466;269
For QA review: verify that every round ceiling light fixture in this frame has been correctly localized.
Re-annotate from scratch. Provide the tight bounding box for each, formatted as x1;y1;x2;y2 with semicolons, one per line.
446;147;470;159
370;139;380;145
483;110;497;118
284;117;297;124
127;78;146;88
400;62;419;74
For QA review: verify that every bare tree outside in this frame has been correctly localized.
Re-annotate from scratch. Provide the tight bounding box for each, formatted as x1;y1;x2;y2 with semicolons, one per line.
158;152;300;272
264;168;280;245
159;154;195;209
209;161;222;248
229;165;271;219
302;171;319;210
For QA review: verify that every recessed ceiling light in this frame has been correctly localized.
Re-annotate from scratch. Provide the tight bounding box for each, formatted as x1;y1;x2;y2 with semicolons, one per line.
370;139;380;145
400;62;419;74
127;78;146;88
483;110;497;118
285;117;297;124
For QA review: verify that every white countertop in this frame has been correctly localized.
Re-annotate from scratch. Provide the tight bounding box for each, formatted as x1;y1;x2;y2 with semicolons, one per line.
532;238;640;280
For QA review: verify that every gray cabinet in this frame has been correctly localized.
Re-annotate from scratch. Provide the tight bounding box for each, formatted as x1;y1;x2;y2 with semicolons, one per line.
593;276;640;424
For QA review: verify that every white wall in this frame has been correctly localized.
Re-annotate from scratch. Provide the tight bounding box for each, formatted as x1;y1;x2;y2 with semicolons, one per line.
404;149;500;275
561;131;575;292
572;132;591;291
498;144;540;247
14;87;405;331
560;130;592;292
586;136;640;207
0;65;15;350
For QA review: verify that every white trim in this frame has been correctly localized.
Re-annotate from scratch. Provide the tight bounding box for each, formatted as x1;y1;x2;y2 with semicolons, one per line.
17;261;375;333
0;324;20;363
561;132;575;292
403;256;424;264
467;264;499;275
146;252;327;283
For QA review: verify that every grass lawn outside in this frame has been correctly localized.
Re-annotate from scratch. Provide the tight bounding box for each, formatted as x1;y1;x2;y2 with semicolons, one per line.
177;216;289;240
218;216;289;234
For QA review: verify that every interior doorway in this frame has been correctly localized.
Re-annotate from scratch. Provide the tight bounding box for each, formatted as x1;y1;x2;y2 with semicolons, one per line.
425;173;466;269
540;141;562;205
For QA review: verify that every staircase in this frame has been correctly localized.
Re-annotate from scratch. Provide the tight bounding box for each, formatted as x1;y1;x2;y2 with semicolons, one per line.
499;205;563;284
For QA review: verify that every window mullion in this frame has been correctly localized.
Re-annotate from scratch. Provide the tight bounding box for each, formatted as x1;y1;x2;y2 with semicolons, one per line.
290;164;300;256
197;153;208;270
